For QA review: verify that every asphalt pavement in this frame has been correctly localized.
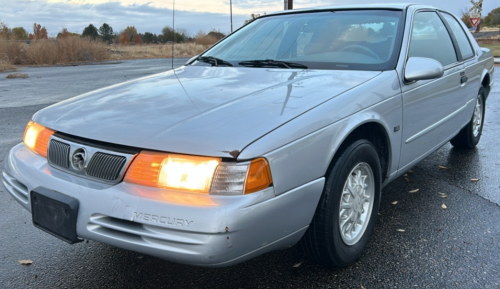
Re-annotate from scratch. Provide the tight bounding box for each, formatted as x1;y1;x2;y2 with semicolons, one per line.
0;60;499;288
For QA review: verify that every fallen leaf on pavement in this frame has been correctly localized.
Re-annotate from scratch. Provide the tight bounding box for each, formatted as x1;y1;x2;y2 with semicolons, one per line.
439;165;447;169
438;192;447;198
396;229;405;232
18;260;33;265
404;177;410;182
442;204;447;209
391;201;398;205
409;189;419;193
471;179;479;182
293;261;303;268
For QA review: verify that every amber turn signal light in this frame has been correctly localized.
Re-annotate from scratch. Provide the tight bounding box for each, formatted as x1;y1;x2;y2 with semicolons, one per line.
123;151;169;188
244;158;273;194
23;121;55;158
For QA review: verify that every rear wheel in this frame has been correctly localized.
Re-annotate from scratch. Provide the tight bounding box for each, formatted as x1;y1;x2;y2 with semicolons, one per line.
450;88;485;149
300;139;381;267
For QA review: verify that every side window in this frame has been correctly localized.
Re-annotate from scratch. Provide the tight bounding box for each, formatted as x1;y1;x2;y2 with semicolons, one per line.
408;12;457;66
441;13;475;60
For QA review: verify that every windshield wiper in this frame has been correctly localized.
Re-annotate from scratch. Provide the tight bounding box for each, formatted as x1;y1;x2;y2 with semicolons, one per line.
196;56;233;67
238;59;308;69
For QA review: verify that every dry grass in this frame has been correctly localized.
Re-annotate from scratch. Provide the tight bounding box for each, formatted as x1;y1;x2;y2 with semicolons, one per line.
0;39;210;68
0;41;21;71
0;61;17;72
0;37;109;66
478;27;500;32
6;73;28;78
109;43;210;60
480;44;500;57
193;35;219;46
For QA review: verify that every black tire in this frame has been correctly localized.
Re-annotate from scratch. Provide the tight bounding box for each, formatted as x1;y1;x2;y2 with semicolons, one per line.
300;139;381;267
450;87;486;149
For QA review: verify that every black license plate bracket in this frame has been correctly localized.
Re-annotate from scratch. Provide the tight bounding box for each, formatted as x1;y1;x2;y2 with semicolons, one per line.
30;187;82;244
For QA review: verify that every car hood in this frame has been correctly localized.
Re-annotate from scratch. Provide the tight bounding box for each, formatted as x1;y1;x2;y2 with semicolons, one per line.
33;66;380;158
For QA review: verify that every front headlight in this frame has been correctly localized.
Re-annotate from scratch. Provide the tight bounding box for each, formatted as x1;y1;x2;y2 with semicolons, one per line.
124;151;273;195
23;121;55;157
124;151;221;193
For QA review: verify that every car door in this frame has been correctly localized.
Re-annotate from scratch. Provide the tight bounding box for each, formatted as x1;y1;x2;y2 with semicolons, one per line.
399;10;466;170
439;12;482;126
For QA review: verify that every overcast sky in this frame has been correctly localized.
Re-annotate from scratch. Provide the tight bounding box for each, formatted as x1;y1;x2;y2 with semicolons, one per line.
1;0;500;37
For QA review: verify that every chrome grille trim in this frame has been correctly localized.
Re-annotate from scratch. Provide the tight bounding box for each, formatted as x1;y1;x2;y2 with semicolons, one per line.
47;140;70;169
86;153;127;181
47;136;136;184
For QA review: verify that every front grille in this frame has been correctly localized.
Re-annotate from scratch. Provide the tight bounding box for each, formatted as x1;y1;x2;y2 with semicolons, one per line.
48;140;70;168
86;152;127;181
47;138;132;183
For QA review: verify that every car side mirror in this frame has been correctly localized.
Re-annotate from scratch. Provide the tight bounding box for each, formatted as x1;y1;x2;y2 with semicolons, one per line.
404;57;444;82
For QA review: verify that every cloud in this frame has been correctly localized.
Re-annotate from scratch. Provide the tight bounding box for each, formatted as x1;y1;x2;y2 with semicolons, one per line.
0;0;498;37
44;0;256;14
0;0;249;36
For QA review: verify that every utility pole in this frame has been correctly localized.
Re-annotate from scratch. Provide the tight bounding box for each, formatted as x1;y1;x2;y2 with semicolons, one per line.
284;0;293;10
171;0;175;69
230;0;233;33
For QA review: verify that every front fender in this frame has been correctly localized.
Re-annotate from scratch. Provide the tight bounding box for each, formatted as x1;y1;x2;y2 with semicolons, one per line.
238;71;403;196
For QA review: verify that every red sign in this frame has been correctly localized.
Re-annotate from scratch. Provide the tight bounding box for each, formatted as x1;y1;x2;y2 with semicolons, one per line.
470;18;480;27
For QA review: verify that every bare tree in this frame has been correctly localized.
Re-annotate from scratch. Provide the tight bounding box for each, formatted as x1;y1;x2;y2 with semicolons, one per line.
461;8;473;29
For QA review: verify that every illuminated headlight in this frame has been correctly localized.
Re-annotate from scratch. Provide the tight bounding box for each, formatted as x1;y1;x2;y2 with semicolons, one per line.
23;121;55;157
125;151;273;195
125;151;221;193
158;155;220;192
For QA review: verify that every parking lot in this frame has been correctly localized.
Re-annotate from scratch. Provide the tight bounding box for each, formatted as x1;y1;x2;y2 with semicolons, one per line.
1;60;499;288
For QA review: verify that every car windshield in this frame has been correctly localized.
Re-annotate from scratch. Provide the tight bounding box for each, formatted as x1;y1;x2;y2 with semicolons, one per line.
196;9;404;71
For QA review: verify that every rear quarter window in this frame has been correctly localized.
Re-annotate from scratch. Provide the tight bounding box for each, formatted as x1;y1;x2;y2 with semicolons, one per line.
441;13;475;60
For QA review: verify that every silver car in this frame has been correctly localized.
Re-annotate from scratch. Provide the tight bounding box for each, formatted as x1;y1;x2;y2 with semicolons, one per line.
2;4;494;267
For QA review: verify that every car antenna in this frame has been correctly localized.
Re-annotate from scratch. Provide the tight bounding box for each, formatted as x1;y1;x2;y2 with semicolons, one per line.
171;0;175;70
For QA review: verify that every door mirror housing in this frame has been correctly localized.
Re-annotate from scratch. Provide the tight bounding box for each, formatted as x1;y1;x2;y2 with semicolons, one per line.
404;57;444;83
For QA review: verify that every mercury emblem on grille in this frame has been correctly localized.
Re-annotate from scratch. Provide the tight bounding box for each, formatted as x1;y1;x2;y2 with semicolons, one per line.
71;148;87;171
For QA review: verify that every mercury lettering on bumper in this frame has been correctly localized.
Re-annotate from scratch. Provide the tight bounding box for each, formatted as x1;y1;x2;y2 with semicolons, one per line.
132;212;194;227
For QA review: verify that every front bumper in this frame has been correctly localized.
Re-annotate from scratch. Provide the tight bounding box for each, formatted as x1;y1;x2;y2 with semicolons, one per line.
2;143;324;267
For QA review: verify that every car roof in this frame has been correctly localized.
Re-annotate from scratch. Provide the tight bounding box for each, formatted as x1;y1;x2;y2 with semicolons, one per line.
266;3;436;16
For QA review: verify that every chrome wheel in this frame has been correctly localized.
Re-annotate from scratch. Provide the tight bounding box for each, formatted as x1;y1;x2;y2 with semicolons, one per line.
339;162;375;246
472;94;483;138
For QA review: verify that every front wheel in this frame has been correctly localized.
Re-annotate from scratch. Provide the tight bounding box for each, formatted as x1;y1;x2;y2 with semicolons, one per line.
300;139;381;267
450;87;486;149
